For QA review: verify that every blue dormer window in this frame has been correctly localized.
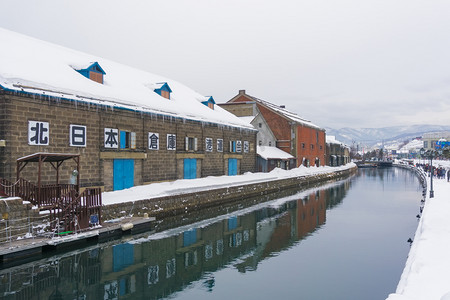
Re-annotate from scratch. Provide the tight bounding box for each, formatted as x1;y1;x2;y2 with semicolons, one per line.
201;96;216;110
75;62;106;84
153;82;172;99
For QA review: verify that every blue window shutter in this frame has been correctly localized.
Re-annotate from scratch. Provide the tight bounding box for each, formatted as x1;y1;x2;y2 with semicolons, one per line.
120;131;126;149
183;229;197;247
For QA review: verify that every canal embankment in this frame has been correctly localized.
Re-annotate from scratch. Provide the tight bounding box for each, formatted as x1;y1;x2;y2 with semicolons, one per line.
0;163;357;265
387;161;450;300
101;163;358;220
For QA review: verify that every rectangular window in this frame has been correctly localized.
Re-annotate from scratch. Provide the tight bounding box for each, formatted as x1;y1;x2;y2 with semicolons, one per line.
230;141;236;153
311;144;314;150
424;141;428;148
302;143;305;149
185;137;198;151
120;130;136;149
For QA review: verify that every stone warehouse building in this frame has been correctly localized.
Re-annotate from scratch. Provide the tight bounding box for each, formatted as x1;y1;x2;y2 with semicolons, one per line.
325;136;350;166
219;90;326;169
0;29;256;191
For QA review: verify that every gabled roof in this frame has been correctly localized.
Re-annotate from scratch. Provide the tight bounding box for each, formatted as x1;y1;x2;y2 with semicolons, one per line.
0;28;254;131
75;62;106;74
201;96;216;104
153;82;172;92
200;96;216;107
227;90;323;130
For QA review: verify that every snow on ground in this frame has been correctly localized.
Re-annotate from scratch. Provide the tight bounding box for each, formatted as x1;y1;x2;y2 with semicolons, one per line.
102;163;355;205
387;160;450;300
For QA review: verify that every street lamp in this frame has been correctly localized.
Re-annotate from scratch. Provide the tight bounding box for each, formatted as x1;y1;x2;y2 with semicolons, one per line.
420;147;442;198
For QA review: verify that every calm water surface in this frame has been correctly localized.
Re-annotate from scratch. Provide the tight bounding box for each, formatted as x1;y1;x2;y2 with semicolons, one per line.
0;168;422;300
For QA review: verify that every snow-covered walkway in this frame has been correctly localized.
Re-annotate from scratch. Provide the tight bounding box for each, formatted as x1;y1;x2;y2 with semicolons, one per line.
102;163;356;205
387;161;450;300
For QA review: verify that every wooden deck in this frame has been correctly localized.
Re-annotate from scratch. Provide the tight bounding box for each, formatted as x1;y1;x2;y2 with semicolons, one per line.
0;178;102;233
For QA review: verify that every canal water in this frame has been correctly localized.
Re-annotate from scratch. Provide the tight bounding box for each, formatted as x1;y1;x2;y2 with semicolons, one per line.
0;167;422;300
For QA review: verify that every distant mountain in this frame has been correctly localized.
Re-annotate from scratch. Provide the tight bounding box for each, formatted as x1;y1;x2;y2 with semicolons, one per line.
325;125;450;148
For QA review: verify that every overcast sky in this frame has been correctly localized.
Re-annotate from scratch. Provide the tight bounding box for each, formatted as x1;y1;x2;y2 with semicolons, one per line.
2;0;450;129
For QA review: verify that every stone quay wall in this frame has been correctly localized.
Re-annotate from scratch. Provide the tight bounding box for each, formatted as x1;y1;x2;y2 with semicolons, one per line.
0;198;40;242
102;166;358;220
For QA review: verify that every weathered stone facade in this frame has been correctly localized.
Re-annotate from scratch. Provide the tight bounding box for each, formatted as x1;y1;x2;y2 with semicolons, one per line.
0;90;257;191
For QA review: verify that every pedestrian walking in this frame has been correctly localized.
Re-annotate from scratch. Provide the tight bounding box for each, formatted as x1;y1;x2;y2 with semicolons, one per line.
447;169;450;182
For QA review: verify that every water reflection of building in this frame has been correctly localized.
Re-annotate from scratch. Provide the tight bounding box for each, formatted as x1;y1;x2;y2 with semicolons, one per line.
0;182;350;300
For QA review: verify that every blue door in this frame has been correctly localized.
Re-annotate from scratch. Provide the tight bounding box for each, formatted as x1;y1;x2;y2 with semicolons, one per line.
228;158;237;176
113;159;134;190
113;243;134;272
183;158;197;179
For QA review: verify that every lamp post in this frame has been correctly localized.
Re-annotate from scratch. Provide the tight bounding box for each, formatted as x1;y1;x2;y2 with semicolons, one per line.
420;148;442;198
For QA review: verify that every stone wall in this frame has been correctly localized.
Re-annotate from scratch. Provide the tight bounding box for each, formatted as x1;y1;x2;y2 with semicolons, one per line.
102;166;357;220
0;198;40;242
0;91;257;191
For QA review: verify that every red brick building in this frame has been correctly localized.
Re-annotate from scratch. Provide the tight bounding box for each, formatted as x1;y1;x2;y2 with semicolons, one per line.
219;90;326;168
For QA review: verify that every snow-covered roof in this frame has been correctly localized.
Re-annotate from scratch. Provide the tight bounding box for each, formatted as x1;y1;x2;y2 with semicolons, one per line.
326;135;342;145
0;28;254;130
239;116;256;124
241;94;323;130
257;146;294;160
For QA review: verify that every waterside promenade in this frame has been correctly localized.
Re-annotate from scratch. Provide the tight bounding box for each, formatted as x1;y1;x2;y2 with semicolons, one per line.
387;161;450;300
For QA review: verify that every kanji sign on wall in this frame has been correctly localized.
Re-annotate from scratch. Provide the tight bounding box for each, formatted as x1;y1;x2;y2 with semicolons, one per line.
70;124;86;147
217;139;223;152
244;141;249;153
28;121;49;145
236;140;242;152
148;132;159;150
104;128;119;148
205;138;213;152
167;134;176;150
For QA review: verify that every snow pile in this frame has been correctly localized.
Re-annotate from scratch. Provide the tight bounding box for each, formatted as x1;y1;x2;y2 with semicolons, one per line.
0;27;253;130
386;160;450;300
102;163;355;205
